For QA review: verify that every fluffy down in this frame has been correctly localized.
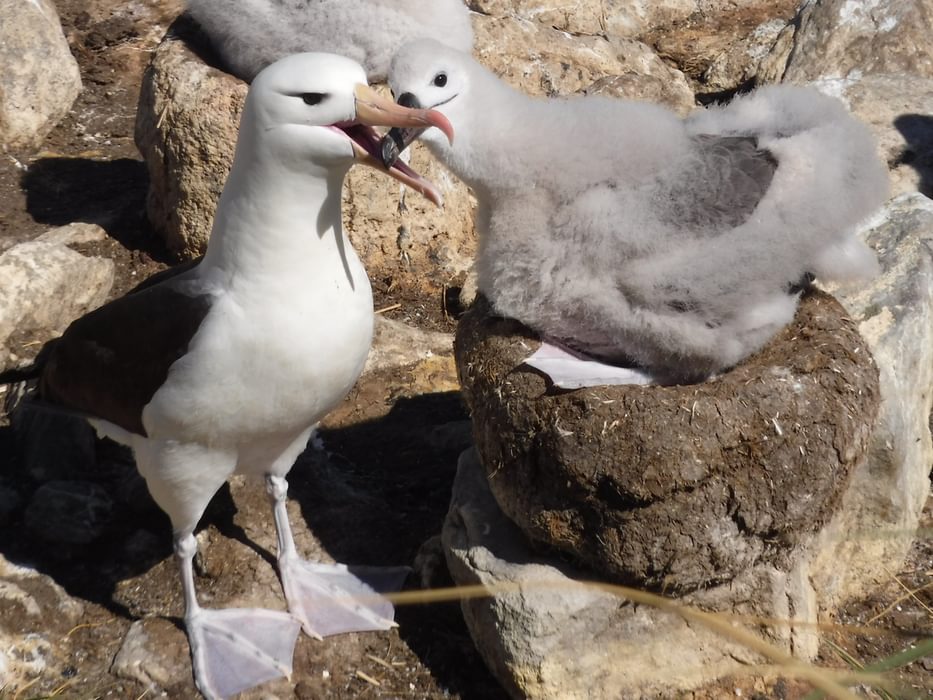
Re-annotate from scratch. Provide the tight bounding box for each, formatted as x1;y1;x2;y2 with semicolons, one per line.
186;0;474;82
387;40;889;383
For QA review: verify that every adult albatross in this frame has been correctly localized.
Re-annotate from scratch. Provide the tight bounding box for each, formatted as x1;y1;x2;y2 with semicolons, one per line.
382;39;888;384
1;52;452;699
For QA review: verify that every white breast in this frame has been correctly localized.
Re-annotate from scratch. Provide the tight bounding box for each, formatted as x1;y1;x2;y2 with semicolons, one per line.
142;245;373;448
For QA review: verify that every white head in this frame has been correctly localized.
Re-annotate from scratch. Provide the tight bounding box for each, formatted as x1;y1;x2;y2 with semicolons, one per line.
383;40;479;158
382;39;532;194
239;51;454;203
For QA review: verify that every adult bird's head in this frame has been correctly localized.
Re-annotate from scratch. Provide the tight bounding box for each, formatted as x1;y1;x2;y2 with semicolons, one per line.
242;52;454;205
381;39;471;170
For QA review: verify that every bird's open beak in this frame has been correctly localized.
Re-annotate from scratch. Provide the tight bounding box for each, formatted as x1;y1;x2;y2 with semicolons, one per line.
379;93;431;170
341;84;453;206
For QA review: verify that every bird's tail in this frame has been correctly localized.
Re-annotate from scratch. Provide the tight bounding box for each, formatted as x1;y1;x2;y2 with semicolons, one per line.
0;364;38;417
0;364;40;385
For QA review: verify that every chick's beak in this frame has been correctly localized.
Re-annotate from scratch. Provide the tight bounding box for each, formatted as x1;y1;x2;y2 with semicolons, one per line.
354;84;453;143
346;84;453;206
380;92;430;169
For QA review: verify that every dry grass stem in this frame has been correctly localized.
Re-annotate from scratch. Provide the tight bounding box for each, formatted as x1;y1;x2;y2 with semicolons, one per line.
355;670;382;687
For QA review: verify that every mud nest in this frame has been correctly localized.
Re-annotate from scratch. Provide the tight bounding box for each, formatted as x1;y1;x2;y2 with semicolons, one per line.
454;290;879;592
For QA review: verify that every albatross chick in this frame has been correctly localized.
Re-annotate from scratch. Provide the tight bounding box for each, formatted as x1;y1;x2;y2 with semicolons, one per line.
382;39;888;383
186;0;474;82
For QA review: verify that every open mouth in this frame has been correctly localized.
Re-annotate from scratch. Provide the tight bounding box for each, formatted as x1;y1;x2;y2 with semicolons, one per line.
332;122;443;206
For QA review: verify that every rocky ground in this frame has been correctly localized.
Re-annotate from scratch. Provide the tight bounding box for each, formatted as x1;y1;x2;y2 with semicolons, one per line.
0;1;930;699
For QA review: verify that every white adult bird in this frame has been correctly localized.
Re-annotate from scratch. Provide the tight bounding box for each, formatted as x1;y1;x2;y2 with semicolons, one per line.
382;40;888;384
185;0;474;83
1;53;452;699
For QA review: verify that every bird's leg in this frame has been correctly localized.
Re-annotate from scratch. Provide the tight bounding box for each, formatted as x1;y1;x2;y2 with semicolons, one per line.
174;530;301;700
266;474;406;638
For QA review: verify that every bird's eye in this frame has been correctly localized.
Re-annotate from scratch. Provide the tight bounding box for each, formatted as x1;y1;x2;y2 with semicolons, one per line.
433;73;447;88
300;92;327;106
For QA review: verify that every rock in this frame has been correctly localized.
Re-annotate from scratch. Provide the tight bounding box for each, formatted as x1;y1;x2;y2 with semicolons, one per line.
135;16;476;297
643;0;800;85
700;18;789;92
0;631;52;690
781;0;933;83
472;15;695;112
443;448;822;699
111;618;190;689
0;555;85;622
469;0;698;38
0;0;82;150
364;316;453;374
0;554;85;695
134;18;248;259
0;222;107;255
11;407;97;482
0;483;23;528
816;192;933;606
811;73;933;198
455;291;879;591
0;239;114;370
36;222;109;247
24;481;114;545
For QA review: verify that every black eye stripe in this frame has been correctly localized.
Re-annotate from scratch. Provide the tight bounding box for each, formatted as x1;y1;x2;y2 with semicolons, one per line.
300;92;327;106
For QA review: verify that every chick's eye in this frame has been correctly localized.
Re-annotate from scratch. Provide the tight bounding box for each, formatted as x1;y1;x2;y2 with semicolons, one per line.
301;92;326;106
433;73;447;88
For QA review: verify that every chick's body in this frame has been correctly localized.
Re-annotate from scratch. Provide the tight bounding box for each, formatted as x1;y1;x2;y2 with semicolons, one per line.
389;40;888;382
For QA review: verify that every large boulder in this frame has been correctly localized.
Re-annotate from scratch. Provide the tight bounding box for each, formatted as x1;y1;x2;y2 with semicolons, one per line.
470;14;695;111
443;448;824;699
815;193;933;606
0;234;114;371
0;0;82;150
782;0;933;83
455;290;879;592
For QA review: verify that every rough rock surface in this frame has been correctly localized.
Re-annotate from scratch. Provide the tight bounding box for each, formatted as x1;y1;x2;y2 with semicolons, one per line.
816;193;933;606
828;74;933;199
782;0;933;83
443;448;825;699
364;317;454;375
0;554;85;693
134;18;249;259
0;239;114;371
455;291;879;592
0;0;82;150
470;14;695;112
468;0;697;38
642;0;800;88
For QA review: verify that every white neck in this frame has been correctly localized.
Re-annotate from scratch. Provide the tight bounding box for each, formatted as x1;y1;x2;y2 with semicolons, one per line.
201;134;359;293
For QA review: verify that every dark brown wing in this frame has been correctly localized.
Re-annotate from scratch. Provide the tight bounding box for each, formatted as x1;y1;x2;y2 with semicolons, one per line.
39;262;211;437
657;135;778;231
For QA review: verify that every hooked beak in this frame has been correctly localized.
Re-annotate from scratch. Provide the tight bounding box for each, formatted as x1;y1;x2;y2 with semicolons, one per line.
379;92;434;170
344;84;453;206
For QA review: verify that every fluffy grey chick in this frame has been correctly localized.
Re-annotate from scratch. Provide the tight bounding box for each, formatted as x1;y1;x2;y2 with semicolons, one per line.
186;0;474;82
384;39;889;383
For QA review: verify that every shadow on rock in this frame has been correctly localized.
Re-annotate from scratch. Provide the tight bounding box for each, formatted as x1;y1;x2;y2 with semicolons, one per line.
0;401;262;619
894;113;933;198
289;390;507;699
20;156;172;262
